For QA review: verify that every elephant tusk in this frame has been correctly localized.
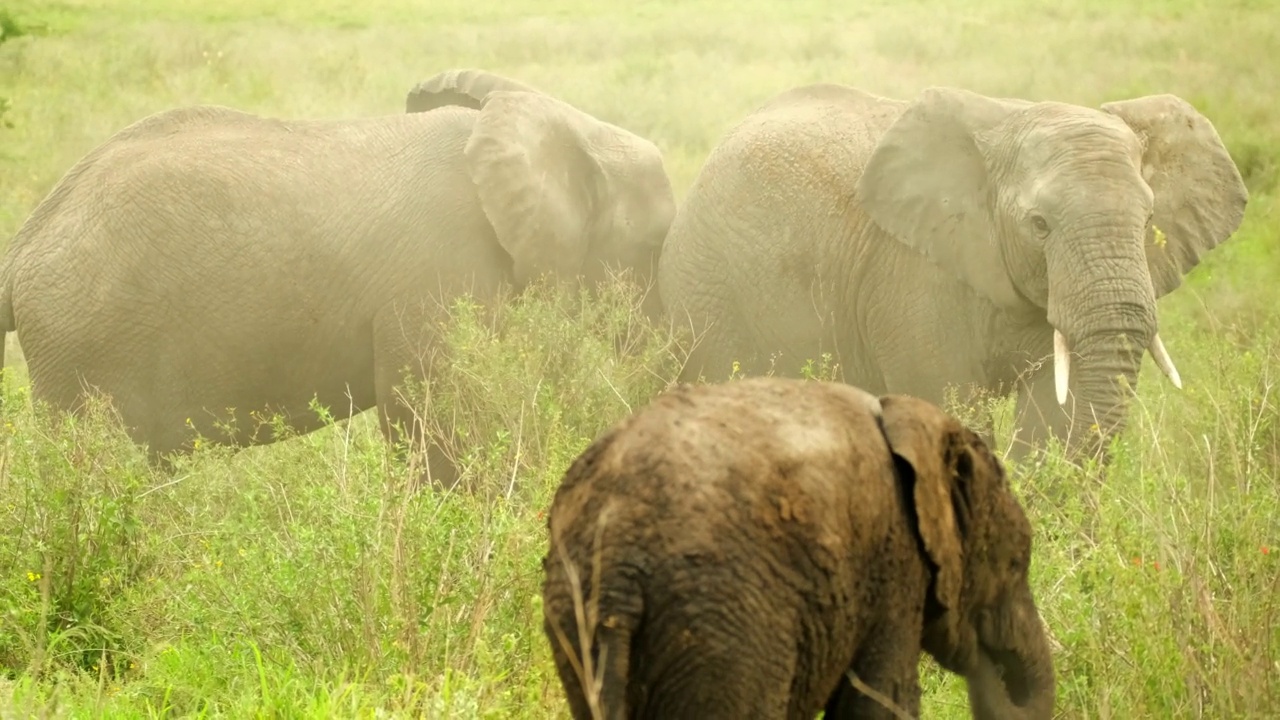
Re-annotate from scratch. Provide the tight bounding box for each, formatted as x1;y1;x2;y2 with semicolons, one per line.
1148;333;1183;390
1053;330;1070;406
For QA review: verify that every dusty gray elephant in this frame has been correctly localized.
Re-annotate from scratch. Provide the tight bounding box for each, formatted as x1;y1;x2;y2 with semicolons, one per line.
658;83;1248;462
0;69;676;486
542;377;1055;719
404;70;672;322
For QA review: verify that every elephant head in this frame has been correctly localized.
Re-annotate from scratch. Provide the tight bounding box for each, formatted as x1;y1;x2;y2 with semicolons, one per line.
879;394;1055;719
857;88;1248;457
405;69;676;302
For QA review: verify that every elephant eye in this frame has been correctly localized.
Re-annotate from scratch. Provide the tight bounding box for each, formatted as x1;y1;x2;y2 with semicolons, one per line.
1031;214;1050;237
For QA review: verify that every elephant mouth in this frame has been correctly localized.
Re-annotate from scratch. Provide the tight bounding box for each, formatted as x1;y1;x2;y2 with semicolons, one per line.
979;640;1032;706
1050;326;1182;406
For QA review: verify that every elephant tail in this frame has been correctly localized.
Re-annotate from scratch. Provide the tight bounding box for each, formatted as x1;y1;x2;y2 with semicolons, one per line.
551;560;641;719
0;261;12;404
591;574;640;720
0;326;7;400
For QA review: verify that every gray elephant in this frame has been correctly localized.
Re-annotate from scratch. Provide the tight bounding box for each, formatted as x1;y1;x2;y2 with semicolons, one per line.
658;83;1247;462
542;377;1055;719
0;69;676;486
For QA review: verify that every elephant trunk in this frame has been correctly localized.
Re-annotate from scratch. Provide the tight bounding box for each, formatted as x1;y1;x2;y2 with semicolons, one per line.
1047;230;1163;460
966;591;1056;720
1062;331;1148;458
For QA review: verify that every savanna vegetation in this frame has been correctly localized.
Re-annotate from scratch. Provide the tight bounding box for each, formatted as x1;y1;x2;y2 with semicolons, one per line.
0;0;1277;717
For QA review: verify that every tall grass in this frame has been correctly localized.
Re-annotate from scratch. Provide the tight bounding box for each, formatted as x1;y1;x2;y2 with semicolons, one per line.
1;0;1277;717
0;278;684;718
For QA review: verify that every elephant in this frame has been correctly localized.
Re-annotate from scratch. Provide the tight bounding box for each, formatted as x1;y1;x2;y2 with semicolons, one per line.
0;69;677;487
657;83;1248;463
541;376;1055;719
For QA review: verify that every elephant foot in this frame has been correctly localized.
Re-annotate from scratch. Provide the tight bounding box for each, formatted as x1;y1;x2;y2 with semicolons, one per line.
416;442;463;493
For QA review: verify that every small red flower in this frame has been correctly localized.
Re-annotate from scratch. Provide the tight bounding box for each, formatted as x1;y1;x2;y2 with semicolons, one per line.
1152;561;1161;571
1132;556;1141;566
1263;546;1271;555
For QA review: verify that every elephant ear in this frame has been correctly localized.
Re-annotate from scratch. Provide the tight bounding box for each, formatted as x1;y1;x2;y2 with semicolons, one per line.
405;69;544;113
464;90;606;288
1100;94;1249;299
856;87;1031;310
878;394;974;613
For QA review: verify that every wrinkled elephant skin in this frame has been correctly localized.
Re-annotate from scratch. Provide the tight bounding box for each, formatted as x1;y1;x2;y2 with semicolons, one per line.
542;377;1055;719
659;83;1248;462
0;69;677;487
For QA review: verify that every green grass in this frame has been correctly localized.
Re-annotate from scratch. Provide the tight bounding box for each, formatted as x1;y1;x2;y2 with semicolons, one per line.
1;0;1278;717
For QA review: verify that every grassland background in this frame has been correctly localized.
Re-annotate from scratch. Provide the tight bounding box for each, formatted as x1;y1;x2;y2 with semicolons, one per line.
0;0;1277;717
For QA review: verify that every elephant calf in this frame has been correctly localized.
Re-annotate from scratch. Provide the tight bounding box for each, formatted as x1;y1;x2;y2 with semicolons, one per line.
541;377;1055;719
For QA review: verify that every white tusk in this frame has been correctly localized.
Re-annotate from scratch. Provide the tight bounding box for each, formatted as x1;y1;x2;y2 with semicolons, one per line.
1053;329;1070;406
1148;333;1183;390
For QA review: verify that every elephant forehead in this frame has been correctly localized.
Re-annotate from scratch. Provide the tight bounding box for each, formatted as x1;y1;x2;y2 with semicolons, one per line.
1012;107;1143;165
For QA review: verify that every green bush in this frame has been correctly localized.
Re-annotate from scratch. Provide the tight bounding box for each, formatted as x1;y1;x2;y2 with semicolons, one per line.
0;277;685;717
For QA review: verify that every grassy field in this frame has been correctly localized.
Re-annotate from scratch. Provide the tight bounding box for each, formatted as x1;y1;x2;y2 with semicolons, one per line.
1;0;1278;717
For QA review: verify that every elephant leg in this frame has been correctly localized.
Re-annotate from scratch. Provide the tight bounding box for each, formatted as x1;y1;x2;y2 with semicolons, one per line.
372;299;462;491
875;346;994;441
546;639;596;720
825;628;923;719
640;644;796;719
676;313;761;384
1012;364;1107;534
825;670;921;719
1010;365;1072;465
29;366;199;471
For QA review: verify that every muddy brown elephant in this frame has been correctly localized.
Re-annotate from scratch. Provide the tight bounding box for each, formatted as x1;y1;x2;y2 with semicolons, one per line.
541;377;1055;719
0;69;676;487
658;83;1248;463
